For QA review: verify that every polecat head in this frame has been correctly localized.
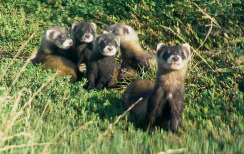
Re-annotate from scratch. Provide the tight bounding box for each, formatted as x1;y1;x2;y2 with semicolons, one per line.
45;26;73;49
72;22;96;43
156;43;191;70
105;24;139;43
95;31;120;56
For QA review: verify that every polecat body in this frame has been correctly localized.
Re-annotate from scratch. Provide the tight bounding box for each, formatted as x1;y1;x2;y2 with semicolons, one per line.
71;22;96;68
31;26;78;82
105;24;156;73
123;43;191;133
87;32;120;90
123;80;154;117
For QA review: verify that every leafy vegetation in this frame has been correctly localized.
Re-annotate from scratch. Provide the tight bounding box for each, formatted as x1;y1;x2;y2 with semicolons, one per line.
0;0;243;153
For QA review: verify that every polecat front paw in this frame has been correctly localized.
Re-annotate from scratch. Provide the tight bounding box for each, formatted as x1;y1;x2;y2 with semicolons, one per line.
96;83;104;90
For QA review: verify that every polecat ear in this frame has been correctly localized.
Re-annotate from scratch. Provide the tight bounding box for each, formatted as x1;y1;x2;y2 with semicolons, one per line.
91;22;96;31
95;35;101;44
72;23;77;30
182;43;190;51
156;43;164;51
102;31;108;34
181;43;191;59
123;25;132;34
156;43;166;58
45;29;55;40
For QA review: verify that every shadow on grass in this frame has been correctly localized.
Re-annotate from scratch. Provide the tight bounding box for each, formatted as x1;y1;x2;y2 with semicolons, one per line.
85;89;147;130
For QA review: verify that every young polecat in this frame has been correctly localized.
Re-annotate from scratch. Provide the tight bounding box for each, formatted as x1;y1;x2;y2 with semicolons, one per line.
32;26;78;82
123;43;191;133
71;22;96;68
105;24;156;73
87;32;120;90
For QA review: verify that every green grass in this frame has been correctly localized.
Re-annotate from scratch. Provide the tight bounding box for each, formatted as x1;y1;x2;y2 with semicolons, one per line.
0;0;244;153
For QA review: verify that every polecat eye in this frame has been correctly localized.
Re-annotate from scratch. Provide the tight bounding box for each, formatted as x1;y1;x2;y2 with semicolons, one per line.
59;35;64;40
100;41;106;48
114;42;119;48
162;50;170;61
179;50;185;58
112;29;118;34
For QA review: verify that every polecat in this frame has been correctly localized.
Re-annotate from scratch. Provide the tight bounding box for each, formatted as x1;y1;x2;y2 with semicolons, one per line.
123;43;191;133
105;24;156;73
71;22;96;68
32;26;78;82
86;32;120;90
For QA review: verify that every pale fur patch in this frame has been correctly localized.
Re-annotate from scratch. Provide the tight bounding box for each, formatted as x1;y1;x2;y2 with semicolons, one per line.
182;43;192;61
156;43;164;51
109;24;139;43
115;36;120;45
167;55;186;70
167;55;182;64
168;93;173;99
82;33;94;43
72;23;77;30
123;25;133;34
157;54;186;71
102;31;109;34
91;23;96;30
102;46;117;56
53;31;60;40
79;63;86;72
45;29;55;41
182;43;190;51
58;39;73;49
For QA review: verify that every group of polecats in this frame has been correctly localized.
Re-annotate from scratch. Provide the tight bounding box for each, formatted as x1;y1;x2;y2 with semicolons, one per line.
32;22;192;133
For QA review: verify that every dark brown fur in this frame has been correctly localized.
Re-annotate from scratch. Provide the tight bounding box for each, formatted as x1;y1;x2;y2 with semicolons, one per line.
32;27;78;83
86;33;120;90
105;24;156;73
123;80;154;117
120;40;156;72
123;43;191;133
146;65;187;132
71;22;96;67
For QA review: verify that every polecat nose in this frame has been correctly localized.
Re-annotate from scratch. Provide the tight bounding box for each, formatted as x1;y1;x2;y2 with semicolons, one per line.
108;47;113;51
69;40;73;46
172;56;179;61
85;34;90;38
